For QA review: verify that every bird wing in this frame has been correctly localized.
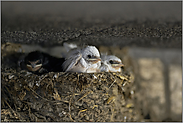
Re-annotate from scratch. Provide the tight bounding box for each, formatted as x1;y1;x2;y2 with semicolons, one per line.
79;57;88;69
63;42;78;52
62;49;82;72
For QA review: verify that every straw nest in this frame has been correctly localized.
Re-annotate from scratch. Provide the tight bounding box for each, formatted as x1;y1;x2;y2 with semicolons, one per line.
1;43;137;122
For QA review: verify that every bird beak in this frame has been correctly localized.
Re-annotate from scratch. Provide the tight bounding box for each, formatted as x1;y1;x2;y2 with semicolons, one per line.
27;63;42;72
111;63;124;67
88;57;101;63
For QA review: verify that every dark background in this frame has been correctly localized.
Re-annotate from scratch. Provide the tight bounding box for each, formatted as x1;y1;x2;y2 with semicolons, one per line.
2;2;182;21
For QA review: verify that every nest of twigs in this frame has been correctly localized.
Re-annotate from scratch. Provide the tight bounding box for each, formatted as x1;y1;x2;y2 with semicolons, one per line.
1;43;137;122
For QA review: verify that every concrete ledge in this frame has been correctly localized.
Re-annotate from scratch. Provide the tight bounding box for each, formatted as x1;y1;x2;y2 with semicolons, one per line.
2;2;181;21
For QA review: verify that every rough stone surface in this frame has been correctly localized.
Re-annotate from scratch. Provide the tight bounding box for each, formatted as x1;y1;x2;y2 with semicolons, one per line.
1;16;182;49
137;58;166;121
169;65;182;121
128;48;182;122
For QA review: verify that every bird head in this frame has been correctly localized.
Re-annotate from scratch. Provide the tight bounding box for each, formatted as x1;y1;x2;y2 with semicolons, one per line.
25;51;44;72
82;46;101;64
101;55;124;72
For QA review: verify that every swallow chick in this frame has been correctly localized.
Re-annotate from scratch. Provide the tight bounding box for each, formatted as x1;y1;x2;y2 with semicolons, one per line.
18;51;65;74
100;54;124;72
62;46;101;73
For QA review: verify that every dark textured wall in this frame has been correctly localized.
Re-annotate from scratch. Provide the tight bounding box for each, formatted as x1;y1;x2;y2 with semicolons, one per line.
2;1;182;21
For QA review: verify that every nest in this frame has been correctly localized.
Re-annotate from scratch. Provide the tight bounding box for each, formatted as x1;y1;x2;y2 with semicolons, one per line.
1;43;137;122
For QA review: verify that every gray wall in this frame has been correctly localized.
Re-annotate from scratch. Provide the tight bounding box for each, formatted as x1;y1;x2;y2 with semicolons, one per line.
2;1;182;21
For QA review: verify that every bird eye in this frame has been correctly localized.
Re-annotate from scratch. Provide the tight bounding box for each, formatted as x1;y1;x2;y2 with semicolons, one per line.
109;60;113;64
87;55;91;58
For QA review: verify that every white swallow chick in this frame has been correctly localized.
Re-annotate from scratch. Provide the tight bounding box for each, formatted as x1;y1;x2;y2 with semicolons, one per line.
100;54;124;72
62;46;101;73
